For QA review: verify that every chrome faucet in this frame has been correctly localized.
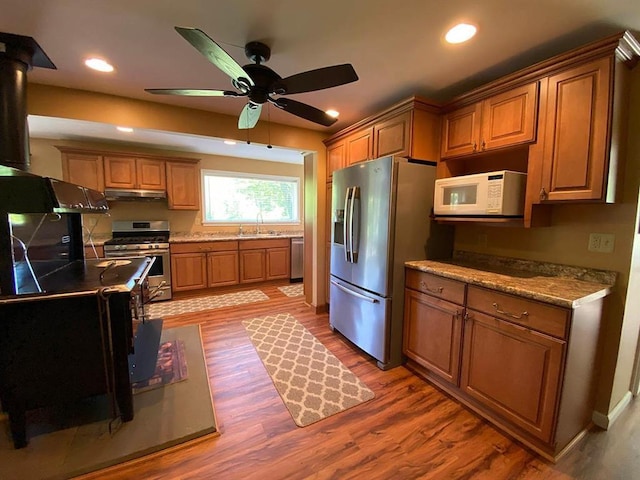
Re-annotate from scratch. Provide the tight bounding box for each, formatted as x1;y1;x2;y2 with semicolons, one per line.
256;212;264;234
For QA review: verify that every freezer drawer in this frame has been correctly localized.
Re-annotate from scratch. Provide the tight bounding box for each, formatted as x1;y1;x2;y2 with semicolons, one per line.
329;276;391;366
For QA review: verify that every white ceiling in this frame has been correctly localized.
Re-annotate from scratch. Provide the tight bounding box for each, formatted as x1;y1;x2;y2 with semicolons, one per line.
3;0;640;154
27;115;305;164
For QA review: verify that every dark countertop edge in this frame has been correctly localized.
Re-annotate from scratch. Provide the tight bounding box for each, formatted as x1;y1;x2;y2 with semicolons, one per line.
404;261;612;309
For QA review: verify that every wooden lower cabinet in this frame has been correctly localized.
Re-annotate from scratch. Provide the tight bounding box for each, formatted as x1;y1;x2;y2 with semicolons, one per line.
461;309;564;443
403;289;463;385
239;250;266;283
239;238;290;284
171;238;291;291
403;268;605;461
266;247;290;280
84;245;104;259
208;251;239;287
171;253;208;291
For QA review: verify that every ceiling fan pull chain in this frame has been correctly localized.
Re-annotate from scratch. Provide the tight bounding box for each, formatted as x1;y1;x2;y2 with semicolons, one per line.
267;104;272;149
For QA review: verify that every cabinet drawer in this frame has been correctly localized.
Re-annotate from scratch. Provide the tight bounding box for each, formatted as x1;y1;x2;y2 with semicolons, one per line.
239;238;289;250
467;285;569;339
405;269;466;305
170;241;238;254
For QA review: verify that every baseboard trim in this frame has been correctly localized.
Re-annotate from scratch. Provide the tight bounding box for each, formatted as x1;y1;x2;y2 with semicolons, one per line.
592;390;633;429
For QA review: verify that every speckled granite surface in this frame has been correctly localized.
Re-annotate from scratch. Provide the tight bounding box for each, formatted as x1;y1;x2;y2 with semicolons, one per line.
169;231;304;243
405;251;616;308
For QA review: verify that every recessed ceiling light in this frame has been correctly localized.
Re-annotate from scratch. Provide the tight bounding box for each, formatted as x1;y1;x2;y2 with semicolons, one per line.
224;140;237;145
84;58;114;72
325;109;340;118
445;23;477;44
116;126;133;133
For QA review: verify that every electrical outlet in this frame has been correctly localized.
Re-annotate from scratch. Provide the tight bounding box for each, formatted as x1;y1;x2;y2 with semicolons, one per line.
588;233;615;253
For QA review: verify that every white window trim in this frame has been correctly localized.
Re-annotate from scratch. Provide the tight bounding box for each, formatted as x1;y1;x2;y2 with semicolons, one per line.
201;169;302;225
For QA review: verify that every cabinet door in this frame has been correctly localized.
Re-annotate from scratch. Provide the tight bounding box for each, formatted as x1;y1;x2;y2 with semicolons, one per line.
239;249;266;283
481;82;538;151
61;153;104;191
325;182;332;305
461;309;564;443
326;141;346;182
403;289;463;385
208;251;239;287
166;162;200;210
441;103;482;158
541;57;612;201
346;128;373;165
266;247;290;280
104;156;136;189
374;111;411;158
171;253;207;291
136;158;166;190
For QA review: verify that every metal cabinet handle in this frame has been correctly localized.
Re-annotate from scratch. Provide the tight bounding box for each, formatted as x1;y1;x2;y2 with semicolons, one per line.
492;302;529;320
540;187;547;201
419;280;443;294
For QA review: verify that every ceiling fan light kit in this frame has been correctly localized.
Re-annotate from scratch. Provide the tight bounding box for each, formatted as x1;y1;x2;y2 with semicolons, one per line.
146;27;358;129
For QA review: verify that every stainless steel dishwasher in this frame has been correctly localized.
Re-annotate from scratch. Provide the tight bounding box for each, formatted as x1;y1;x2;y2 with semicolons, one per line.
290;237;303;282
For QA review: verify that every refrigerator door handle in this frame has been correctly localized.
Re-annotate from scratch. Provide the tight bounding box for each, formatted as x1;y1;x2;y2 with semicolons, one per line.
350;186;359;263
330;280;379;303
343;187;352;263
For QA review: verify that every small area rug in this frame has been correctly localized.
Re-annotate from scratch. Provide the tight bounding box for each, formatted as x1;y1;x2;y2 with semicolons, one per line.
0;325;217;480
277;284;304;297
132;339;188;394
148;289;269;317
242;313;374;427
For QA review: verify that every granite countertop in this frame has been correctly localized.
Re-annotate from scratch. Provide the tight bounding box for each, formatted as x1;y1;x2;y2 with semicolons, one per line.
169;231;304;243
405;251;617;309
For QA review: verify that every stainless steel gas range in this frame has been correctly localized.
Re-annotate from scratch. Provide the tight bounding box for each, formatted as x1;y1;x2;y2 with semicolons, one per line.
104;220;172;301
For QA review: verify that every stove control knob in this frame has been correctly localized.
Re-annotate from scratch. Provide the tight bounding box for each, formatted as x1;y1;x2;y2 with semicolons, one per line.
154;245;160;249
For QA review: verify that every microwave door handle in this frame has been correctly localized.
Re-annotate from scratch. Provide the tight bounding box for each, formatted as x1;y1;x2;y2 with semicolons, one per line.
343;187;352;262
349;186;359;263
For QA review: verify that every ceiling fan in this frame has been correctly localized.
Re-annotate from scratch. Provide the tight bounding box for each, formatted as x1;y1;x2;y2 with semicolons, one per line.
146;27;359;129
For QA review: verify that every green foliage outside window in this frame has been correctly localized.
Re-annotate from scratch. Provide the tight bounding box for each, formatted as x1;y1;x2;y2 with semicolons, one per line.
202;170;300;223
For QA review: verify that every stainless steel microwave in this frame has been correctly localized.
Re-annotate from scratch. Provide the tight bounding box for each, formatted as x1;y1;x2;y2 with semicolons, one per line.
433;170;526;216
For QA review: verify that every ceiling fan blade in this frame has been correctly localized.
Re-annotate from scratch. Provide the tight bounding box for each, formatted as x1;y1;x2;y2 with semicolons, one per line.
273;64;358;95
271;98;337;126
145;88;242;97
174;26;254;87
238;103;262;129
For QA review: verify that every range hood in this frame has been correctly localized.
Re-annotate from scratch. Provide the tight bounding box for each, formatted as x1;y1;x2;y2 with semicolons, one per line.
0;165;109;214
104;189;167;201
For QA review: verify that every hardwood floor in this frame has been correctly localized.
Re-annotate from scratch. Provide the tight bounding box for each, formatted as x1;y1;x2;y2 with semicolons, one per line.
78;283;640;480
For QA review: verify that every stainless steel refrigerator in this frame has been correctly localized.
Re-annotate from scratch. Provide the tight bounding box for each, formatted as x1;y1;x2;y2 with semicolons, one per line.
329;155;452;370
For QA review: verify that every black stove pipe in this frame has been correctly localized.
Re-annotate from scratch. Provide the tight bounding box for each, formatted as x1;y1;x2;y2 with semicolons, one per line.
0;32;56;171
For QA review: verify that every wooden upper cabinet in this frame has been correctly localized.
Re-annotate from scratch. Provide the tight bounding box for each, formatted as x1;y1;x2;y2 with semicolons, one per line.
375;111;412;158
104;156;136;188
136;158;166;190
104;156;166;190
326;141;346;182
324;97;442;182
540;57;613;202
60;152;104;191
441;103;482;158
346;128;373;165
481;82;538;151
441;82;538;159
166;161;200;210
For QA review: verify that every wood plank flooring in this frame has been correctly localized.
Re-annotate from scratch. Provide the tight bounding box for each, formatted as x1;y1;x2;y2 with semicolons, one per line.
77;283;640;480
